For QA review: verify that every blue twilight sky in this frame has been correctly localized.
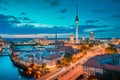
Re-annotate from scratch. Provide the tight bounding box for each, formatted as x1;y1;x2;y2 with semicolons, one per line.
0;0;120;38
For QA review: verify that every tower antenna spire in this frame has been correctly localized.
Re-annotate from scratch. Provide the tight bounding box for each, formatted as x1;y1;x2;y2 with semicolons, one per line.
75;3;79;21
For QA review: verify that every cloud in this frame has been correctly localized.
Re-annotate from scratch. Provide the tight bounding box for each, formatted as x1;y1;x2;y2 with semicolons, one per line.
86;20;99;23
23;17;31;21
18;17;33;23
45;0;60;6
83;27;113;32
15;23;54;28
60;9;67;13
1;24;118;38
83;25;116;32
0;24;74;34
10;20;21;24
21;12;26;15
0;14;73;34
0;14;13;22
110;14;120;19
6;15;17;20
0;14;26;25
0;13;119;38
92;9;107;13
100;14;120;21
0;14;74;34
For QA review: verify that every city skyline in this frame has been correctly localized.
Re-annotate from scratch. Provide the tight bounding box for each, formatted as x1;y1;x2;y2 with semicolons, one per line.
0;0;120;38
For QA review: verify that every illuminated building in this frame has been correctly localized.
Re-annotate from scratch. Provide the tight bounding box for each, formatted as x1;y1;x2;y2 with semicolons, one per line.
112;37;117;44
70;35;74;44
83;54;120;75
82;37;88;44
90;32;94;40
34;37;40;45
0;36;5;52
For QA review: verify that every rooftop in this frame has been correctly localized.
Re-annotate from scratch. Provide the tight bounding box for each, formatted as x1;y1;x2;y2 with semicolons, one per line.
57;46;75;54
102;64;120;71
83;54;120;71
83;59;103;69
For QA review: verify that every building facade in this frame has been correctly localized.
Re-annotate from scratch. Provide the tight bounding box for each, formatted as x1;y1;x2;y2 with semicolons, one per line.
90;32;94;40
83;54;120;75
70;35;74;44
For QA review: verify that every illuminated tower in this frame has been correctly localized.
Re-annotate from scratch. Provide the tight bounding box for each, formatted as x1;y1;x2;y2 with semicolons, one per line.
90;32;94;40
75;4;79;44
70;35;74;44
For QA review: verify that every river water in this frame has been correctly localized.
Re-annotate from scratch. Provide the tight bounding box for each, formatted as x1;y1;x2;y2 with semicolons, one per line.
0;45;34;80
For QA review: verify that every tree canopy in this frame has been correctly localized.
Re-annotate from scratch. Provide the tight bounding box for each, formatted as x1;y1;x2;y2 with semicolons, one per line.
105;47;118;54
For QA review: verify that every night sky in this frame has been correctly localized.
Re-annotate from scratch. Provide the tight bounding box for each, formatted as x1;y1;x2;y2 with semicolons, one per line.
0;0;120;38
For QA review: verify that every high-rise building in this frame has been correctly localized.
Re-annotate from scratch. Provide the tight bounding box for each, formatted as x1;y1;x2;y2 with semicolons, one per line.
112;37;116;44
70;35;74;44
82;37;86;41
34;37;40;45
82;37;88;44
75;4;79;44
90;32;94;40
55;34;57;49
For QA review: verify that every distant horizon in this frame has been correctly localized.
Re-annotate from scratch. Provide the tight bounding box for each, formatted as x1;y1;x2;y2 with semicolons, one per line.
0;34;120;39
2;37;120;39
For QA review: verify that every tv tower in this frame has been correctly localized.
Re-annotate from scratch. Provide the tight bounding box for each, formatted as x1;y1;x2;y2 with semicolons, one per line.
75;4;79;44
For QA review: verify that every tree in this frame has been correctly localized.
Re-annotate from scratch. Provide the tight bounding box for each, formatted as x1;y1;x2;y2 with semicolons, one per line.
56;60;62;68
81;44;90;56
82;50;87;55
81;45;89;51
64;52;73;63
76;74;84;80
105;47;118;54
88;75;99;80
42;63;47;69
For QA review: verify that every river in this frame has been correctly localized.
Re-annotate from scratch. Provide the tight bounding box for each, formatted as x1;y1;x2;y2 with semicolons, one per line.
0;45;34;80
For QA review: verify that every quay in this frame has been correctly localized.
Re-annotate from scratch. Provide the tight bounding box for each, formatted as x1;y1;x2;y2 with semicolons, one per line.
0;54;9;56
10;56;41;79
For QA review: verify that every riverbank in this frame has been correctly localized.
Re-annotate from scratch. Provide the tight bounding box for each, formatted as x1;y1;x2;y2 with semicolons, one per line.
0;56;35;80
0;56;20;80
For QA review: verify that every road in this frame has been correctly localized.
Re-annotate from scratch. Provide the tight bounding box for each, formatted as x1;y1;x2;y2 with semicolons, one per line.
36;68;63;80
36;45;105;80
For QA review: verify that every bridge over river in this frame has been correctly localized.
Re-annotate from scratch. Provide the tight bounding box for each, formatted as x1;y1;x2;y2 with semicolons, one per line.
0;44;10;56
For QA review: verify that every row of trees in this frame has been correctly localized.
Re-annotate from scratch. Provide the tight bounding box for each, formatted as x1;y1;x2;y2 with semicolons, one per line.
56;44;91;67
56;52;73;67
104;45;118;54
